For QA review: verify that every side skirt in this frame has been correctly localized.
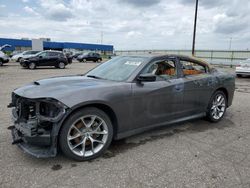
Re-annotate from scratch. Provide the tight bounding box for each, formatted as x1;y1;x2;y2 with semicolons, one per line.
115;112;206;140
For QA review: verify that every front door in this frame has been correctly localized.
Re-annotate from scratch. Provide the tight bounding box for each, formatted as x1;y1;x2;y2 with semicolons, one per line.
37;52;50;66
131;58;185;129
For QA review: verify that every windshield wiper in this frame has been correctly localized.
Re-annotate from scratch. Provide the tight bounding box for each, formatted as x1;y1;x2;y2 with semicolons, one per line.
86;75;104;79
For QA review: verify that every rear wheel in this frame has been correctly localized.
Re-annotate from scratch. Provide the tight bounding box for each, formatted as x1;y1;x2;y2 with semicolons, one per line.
97;59;101;63
59;107;113;161
17;57;22;62
28;62;36;69
58;62;65;69
83;58;87;63
206;90;227;122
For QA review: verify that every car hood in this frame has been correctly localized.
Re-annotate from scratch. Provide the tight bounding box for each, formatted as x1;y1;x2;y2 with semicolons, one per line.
12;54;23;59
13;76;121;107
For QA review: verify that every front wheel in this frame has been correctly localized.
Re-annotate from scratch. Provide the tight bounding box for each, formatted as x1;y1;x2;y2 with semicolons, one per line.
237;74;242;78
28;62;36;69
206;91;227;122
0;60;3;66
59;107;113;161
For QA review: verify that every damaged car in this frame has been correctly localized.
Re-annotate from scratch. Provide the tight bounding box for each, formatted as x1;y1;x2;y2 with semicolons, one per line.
8;54;235;161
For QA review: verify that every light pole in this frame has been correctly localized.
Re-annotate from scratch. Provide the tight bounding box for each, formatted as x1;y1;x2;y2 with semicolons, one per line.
192;0;199;56
229;37;232;50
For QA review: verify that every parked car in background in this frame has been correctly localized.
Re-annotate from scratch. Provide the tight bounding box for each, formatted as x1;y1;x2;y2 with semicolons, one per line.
236;58;250;77
11;50;40;62
20;50;69;69
0;51;9;66
77;52;102;62
9;54;235;161
9;51;22;58
71;52;83;59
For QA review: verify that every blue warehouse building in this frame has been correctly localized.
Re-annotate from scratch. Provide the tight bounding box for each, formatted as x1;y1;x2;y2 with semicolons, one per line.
0;38;114;54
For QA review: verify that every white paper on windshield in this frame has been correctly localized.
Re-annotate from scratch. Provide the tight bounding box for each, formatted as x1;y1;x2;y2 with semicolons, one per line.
125;61;142;66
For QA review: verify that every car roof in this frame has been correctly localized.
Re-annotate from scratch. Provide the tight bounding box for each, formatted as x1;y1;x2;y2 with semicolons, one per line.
44;50;63;53
119;54;212;69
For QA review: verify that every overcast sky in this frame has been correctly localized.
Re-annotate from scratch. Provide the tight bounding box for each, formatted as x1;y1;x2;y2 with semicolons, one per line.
0;0;249;50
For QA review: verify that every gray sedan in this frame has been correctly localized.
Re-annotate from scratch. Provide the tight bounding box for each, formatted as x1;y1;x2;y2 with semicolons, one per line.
8;54;235;161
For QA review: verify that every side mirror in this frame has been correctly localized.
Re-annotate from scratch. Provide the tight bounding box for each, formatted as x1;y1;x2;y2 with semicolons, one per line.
137;73;156;82
39;56;43;58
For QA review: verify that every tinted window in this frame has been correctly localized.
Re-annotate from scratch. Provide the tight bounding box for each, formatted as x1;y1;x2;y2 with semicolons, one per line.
48;52;59;57
38;52;47;57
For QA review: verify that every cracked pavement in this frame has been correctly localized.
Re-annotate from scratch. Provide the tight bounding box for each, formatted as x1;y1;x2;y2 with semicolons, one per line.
0;62;250;188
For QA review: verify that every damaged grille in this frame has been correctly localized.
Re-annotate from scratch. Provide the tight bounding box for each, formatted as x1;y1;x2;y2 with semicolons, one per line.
9;93;66;123
16;99;36;121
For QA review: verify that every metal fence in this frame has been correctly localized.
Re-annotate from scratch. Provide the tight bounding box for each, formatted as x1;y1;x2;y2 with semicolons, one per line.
115;50;250;65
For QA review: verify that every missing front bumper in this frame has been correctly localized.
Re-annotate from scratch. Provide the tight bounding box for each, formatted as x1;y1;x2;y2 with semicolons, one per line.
11;127;57;158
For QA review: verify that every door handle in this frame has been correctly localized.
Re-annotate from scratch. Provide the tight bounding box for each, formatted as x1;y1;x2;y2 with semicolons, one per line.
175;85;183;91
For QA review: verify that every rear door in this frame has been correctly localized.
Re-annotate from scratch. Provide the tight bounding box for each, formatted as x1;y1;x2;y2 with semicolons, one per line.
131;57;185;129
37;52;49;66
179;57;214;115
48;52;60;66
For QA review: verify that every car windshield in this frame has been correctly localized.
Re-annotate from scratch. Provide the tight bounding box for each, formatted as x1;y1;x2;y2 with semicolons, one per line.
35;51;45;56
23;51;30;55
86;56;147;81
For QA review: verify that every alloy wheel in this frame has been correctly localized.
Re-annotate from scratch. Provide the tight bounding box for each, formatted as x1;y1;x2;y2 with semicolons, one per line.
210;93;226;120
67;115;108;157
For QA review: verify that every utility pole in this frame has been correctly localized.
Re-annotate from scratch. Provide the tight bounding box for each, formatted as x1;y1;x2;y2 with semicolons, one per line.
229;37;232;50
101;31;103;44
192;0;199;56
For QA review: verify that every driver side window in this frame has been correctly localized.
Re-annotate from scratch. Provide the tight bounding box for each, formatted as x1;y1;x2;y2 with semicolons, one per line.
39;52;47;58
142;59;177;81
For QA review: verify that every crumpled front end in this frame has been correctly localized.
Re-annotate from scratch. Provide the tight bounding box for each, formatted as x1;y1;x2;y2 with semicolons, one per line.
8;92;68;158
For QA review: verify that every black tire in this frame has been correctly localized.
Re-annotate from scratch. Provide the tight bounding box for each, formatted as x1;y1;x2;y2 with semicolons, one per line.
28;62;36;69
237;74;242;78
0;60;3;66
17;57;22;62
83;58;87;63
206;90;227;122
59;107;113;161
58;62;65;69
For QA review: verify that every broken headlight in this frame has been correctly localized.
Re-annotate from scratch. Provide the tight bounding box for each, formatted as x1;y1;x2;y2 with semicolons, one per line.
36;99;68;122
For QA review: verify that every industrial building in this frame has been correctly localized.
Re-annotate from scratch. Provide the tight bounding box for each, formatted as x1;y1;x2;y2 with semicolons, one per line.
0;38;114;54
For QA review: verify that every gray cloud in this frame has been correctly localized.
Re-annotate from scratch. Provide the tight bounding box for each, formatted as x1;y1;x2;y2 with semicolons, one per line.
47;9;73;21
119;0;161;7
215;20;246;34
40;1;73;21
